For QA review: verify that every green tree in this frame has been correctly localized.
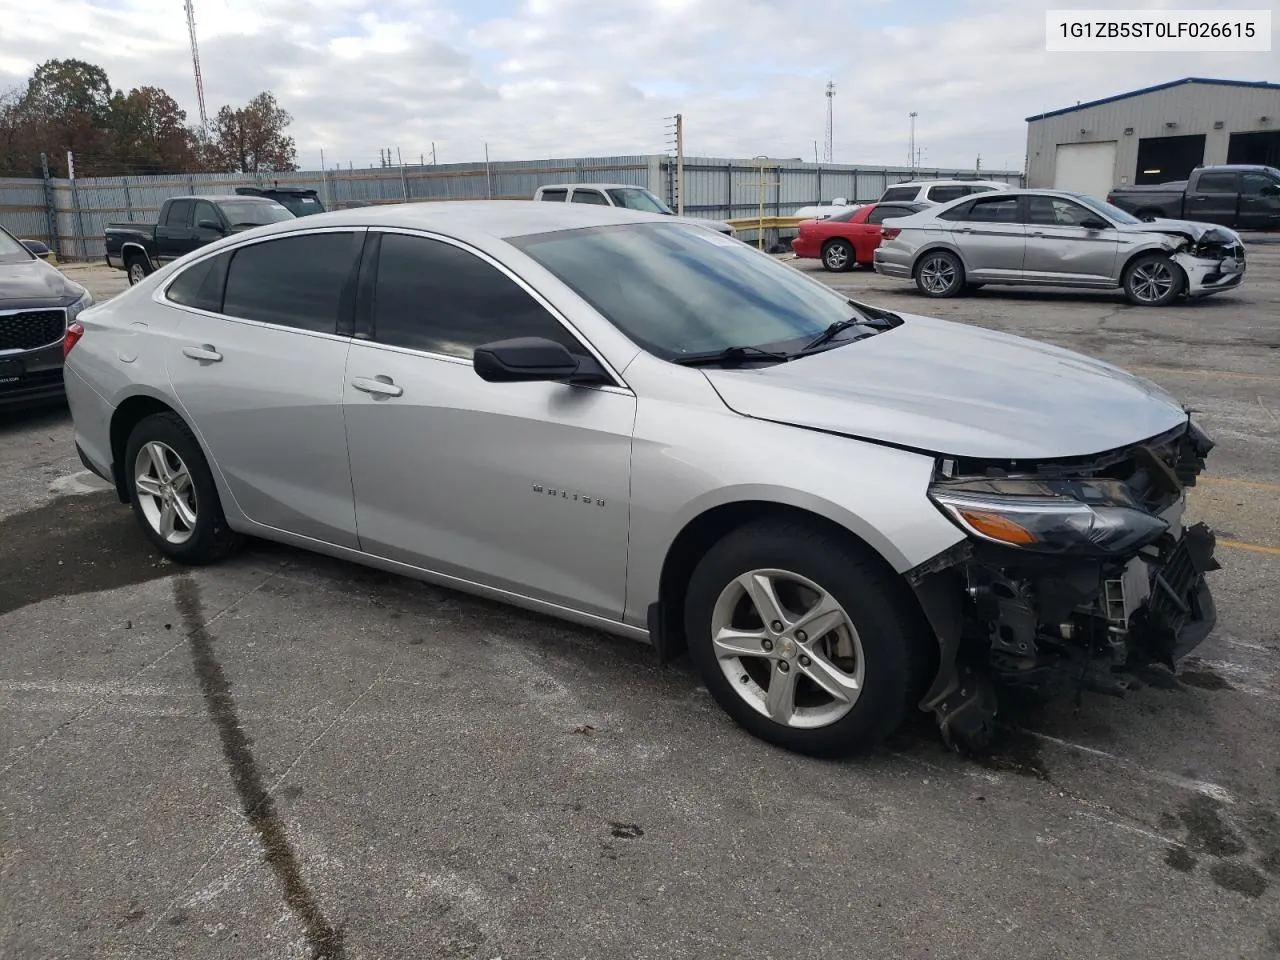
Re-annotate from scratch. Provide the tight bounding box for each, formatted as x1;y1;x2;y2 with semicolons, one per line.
205;92;297;173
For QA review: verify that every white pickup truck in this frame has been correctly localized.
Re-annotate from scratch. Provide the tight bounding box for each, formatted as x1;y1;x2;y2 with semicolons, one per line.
533;183;736;236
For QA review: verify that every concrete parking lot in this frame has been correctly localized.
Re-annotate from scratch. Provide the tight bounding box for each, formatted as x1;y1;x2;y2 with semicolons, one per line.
2;251;1278;959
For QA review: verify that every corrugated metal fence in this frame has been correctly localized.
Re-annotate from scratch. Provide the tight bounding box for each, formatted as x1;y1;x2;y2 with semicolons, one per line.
0;154;1022;261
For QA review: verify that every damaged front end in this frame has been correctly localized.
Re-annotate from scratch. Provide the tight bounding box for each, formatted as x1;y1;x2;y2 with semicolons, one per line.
906;419;1220;752
1140;222;1247;297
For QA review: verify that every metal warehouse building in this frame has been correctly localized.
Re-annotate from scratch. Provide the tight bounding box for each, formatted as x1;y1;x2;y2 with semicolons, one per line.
1025;77;1280;199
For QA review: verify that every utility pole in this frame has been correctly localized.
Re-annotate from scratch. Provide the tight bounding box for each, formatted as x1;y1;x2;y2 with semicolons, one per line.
824;81;835;163
184;0;208;131
813;140;819;164
675;113;684;215
975;154;981;174
431;142;437;165
908;112;918;174
484;142;492;199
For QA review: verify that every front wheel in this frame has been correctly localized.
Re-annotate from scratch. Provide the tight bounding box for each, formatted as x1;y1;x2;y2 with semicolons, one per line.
125;412;242;564
821;240;854;272
684;520;931;756
1123;254;1185;306
914;251;965;298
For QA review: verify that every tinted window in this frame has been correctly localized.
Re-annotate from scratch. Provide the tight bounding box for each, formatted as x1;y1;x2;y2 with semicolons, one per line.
1027;196;1096;226
223;232;360;333
964;196;1021;223
166;252;230;312
372;233;583;359
827;208;860;223
1197;172;1237;194
163;199;193;227
540;189;568;202
866;204;911;225
1241;173;1280;197
937;200;974;221
571;190;609;205
880;187;918;202
193;201;220;230
927;185;968;203
607;187;671;213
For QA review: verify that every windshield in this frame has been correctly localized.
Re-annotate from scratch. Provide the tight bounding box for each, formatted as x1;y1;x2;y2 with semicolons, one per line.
606;188;673;214
219;200;296;227
1072;193;1141;225
514;222;865;360
0;226;33;264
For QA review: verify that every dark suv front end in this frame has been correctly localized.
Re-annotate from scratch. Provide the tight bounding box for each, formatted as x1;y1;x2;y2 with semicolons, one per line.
0;226;93;408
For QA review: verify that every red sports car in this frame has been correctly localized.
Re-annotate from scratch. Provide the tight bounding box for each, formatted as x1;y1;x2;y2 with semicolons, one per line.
791;200;929;271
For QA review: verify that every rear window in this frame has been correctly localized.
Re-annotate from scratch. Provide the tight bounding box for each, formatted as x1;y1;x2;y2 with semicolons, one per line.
539;189;568;202
166;252;230;312
926;185;968;203
880;187;918;202
1197;172;1238;194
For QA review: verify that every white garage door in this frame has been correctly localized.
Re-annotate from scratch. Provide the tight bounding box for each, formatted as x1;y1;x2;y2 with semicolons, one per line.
1053;141;1118;199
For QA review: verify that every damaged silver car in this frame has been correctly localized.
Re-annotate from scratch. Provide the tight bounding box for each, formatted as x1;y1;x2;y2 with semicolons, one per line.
873;188;1245;305
64;203;1219;758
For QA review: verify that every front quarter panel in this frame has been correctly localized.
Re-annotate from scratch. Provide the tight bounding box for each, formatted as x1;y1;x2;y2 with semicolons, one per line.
621;352;965;628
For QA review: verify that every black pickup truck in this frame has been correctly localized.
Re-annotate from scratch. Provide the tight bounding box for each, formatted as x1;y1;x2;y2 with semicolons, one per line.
1106;164;1280;230
104;194;295;285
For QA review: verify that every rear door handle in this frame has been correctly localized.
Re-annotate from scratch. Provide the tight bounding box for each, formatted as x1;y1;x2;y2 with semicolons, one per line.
351;375;403;398
182;344;222;362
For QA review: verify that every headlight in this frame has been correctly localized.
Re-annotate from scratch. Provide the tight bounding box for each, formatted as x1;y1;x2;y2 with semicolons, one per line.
67;290;93;323
928;477;1168;556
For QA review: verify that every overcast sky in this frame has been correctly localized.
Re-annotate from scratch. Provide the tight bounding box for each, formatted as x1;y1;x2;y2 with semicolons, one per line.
1;0;1275;172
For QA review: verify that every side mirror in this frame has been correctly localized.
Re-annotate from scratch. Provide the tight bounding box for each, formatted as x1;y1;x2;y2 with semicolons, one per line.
473;337;598;384
21;239;51;259
1079;217;1109;231
197;219;225;233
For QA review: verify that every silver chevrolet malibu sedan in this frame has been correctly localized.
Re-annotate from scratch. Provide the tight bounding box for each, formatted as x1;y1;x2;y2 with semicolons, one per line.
64;201;1219;756
873;188;1245;305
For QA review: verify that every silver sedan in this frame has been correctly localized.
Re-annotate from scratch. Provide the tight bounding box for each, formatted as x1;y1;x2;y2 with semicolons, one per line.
64;201;1219;756
872;189;1245;305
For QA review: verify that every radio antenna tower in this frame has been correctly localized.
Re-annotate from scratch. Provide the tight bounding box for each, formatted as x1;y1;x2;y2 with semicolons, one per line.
185;0;209;130
823;81;835;163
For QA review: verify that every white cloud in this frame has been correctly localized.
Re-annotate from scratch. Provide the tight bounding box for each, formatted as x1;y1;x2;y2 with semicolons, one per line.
1;0;1274;171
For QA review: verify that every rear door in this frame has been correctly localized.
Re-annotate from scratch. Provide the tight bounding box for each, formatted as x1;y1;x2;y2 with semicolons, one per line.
1238;172;1280;230
1022;195;1120;284
164;229;364;547
939;194;1027;280
1184;171;1239;225
153;199;195;265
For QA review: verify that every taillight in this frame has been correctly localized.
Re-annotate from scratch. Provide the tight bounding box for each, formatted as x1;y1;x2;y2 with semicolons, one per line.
64;321;84;358
881;227;901;240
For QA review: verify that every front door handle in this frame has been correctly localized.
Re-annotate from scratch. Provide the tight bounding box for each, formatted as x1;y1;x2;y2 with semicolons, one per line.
351;375;403;398
182;344;222;362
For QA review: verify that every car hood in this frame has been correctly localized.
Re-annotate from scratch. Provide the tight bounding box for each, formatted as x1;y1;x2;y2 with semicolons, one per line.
0;258;84;303
1122;218;1242;245
701;312;1188;460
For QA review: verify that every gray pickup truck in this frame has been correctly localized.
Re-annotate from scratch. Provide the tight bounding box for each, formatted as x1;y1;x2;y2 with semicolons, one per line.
1106;164;1280;230
105;194;294;285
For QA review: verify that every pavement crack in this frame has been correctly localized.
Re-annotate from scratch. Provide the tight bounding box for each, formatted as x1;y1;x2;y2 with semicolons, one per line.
172;575;347;959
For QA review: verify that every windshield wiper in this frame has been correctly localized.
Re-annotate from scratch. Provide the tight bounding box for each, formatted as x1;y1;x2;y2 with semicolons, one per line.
800;318;873;353
672;345;791;367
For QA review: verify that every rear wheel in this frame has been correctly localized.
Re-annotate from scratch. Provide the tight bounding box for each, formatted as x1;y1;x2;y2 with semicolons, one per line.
914;250;965;298
125;255;152;286
684;520;930;756
1123;253;1185;306
125;412;242;564
821;239;854;272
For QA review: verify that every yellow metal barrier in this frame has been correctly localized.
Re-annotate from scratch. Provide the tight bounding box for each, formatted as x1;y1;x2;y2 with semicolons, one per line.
724;216;806;231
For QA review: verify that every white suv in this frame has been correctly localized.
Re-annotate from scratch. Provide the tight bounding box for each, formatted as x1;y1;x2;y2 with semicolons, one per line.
878;180;1012;205
534;183;736;235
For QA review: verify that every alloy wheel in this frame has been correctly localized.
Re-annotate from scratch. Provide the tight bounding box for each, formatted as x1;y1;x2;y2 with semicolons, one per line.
1130;261;1175;303
824;244;849;270
918;256;957;294
710;568;865;729
133;441;198;545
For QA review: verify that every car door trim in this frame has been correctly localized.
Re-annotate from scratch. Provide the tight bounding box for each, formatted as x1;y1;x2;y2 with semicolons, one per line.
360;226;634;395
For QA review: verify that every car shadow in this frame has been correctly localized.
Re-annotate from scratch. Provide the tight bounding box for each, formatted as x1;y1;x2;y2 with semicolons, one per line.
0;400;70;435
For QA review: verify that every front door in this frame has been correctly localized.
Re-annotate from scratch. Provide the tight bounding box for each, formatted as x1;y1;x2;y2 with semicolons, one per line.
165;229;365;547
1022;194;1120;284
944;193;1027;281
1238;172;1280;230
342;231;635;620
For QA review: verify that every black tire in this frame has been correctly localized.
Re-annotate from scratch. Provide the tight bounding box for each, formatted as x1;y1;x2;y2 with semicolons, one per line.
1123;253;1185;307
124;412;242;564
684;519;932;757
125;254;152;286
914;250;965;298
821;239;854;272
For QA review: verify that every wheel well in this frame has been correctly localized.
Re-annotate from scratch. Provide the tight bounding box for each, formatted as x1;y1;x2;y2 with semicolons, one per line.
109;396;180;502
1119;247;1188;289
655;501;904;660
911;246;961;278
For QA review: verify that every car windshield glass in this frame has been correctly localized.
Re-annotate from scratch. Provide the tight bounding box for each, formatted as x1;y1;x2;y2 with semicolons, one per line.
513;222;868;360
607;188;673;214
1072;193;1140;225
219;200;295;226
0;227;32;264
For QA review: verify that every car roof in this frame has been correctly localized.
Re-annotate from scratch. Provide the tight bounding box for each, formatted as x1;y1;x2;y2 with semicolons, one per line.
177;194;284;204
536;183;648;192
888;179;1010;188
214;199;671;242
